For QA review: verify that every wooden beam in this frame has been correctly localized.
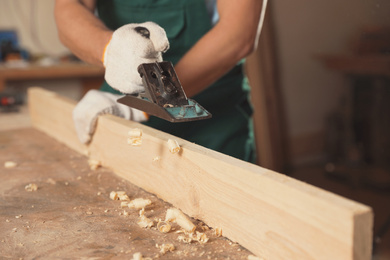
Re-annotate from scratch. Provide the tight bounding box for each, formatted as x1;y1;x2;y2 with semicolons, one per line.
28;87;373;260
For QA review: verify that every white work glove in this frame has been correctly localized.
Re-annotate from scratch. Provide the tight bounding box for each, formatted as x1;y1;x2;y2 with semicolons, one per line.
73;89;148;144
103;22;170;94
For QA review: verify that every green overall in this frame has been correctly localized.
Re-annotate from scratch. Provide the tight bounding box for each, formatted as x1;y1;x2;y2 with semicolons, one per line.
96;0;256;163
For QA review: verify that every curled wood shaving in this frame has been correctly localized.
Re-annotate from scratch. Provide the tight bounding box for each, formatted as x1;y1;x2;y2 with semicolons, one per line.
215;227;223;237
137;209;153;229
137;216;153;229
194;231;209;244
156;243;175;255
167;139;181;154
132;252;152;260
25;183;38;192
178;235;192;244
176;229;209;244
110;191;129;201
118;194;130;201
120;201;129;208
109;191;119;200
165;208;195;233
128;198;152;209
88;159;101;170
157;220;171;233
4;161;17;168
128;128;142;146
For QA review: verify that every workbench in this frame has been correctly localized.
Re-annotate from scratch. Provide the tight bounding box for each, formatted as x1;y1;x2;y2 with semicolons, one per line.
0;128;251;259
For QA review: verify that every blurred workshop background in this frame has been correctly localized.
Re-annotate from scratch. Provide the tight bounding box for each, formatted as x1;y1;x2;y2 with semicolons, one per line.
0;0;390;258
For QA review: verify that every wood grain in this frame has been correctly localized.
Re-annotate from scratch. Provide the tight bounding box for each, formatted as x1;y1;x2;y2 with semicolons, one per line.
28;87;374;260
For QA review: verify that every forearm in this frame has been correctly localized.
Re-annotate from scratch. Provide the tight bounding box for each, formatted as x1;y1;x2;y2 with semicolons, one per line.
175;0;263;97
54;0;112;66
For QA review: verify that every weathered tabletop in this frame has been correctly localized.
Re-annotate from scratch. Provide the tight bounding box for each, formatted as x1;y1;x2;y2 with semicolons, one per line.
0;128;252;259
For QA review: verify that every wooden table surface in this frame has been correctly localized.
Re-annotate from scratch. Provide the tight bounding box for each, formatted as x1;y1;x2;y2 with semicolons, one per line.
0;128;252;259
0;106;31;132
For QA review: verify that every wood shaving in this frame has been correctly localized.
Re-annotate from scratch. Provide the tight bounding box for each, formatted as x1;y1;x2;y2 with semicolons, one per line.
110;191;129;201
137;209;153;229
194;231;209;244
88;159;101;170
4;161;17;168
167;139;180;154
109;191;119;200
165;208;195;233
215;227;223;237
25;183;38;192
132;252;152;260
120;201;129;208
118;194;130;201
248;255;263;260
128;198;152;209
128;128;142;146
157;220;171;233
177;230;209;244
178;235;192;244
152;156;160;162
83;149;90;156
156;243;175;255
116;191;127;196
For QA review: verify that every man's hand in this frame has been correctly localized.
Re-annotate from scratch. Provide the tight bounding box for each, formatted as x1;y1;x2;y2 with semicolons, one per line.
103;22;169;94
73;90;147;144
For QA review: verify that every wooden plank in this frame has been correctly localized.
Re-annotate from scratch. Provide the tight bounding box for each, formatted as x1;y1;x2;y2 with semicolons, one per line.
28;87;373;260
28;87;87;155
